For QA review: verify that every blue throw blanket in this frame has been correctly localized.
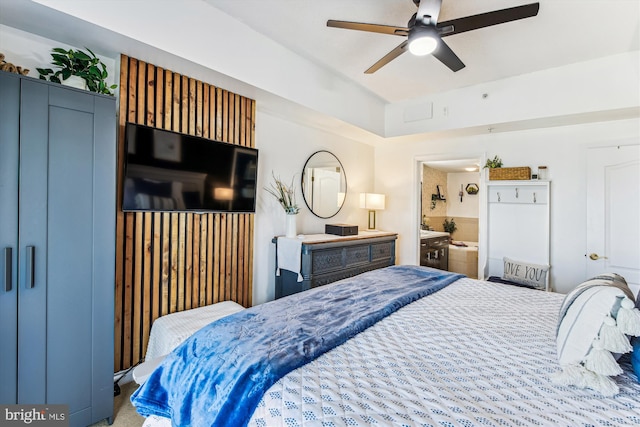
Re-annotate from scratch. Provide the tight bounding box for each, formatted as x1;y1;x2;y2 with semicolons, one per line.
131;265;463;426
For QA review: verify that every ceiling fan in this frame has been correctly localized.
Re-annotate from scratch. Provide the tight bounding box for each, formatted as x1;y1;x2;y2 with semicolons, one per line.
327;0;540;74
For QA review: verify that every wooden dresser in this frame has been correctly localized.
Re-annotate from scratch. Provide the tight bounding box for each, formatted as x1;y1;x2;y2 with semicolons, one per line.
273;231;397;298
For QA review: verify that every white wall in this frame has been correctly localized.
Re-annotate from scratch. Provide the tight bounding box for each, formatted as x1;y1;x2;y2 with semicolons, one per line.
446;172;480;218
253;112;374;304
0;24;117;87
385;51;640;137
374;118;640;294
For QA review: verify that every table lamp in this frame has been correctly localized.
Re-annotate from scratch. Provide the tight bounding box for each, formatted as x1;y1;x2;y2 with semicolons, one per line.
360;193;385;230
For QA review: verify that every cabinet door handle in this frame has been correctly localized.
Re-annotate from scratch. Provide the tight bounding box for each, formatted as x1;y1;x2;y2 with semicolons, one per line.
515;188;519;198
4;247;11;292
25;246;35;289
497;192;501;202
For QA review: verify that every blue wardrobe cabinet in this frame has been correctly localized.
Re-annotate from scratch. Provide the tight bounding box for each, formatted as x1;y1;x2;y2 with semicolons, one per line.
0;70;116;426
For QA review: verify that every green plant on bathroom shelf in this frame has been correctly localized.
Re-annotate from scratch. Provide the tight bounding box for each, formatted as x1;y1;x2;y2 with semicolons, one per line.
430;194;442;210
443;218;457;234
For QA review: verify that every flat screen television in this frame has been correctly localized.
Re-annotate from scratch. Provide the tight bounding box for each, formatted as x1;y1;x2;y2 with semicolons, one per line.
122;122;258;213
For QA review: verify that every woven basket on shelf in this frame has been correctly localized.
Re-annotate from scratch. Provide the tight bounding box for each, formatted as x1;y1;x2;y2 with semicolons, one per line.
489;167;531;180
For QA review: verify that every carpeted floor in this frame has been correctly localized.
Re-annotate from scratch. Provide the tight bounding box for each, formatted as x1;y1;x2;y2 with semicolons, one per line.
90;381;145;427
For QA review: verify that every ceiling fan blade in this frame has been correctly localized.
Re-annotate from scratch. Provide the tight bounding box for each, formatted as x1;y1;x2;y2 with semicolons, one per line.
432;38;465;72
365;41;409;74
416;0;442;25
327;20;409;36
437;3;539;37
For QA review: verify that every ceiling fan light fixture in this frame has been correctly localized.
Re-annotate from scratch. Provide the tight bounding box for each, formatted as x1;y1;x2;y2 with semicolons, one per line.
408;27;438;56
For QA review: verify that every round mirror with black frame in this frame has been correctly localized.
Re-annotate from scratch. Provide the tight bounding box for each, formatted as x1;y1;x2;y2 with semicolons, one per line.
301;150;347;219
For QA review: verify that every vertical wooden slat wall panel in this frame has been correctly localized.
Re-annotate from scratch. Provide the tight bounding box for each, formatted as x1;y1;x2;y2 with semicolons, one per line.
161;214;170;316
114;56;128;371
203;84;210;139
213;215;221;303
152;212;161;321
248;100;256;307
206;214;214;306
199;217;207;307
122;57;138;369
169;212;179;314
177;213;186;312
115;56;255;371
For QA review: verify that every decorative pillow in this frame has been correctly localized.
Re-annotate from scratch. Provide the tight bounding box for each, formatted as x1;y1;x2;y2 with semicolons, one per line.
553;273;640;396
502;257;549;290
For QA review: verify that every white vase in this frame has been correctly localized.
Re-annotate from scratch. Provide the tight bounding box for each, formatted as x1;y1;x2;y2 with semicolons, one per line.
62;75;87;90
285;214;297;238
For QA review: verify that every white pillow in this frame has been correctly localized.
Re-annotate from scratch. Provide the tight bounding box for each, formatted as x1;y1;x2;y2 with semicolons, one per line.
553;273;640;396
502;257;549;290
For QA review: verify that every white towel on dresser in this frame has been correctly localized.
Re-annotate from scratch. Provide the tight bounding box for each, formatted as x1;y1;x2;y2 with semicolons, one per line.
276;236;303;282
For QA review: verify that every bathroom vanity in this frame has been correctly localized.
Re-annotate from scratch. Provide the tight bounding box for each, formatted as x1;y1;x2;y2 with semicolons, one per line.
419;230;450;271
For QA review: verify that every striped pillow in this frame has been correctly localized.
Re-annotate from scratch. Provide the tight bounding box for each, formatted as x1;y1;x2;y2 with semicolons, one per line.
553;273;640;396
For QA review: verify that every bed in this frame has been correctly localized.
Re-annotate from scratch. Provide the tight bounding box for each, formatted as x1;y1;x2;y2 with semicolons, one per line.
144;300;245;362
132;265;640;427
133;301;246;385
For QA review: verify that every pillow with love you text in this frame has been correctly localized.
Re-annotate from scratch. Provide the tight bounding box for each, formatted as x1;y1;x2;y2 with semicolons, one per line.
502;257;549;290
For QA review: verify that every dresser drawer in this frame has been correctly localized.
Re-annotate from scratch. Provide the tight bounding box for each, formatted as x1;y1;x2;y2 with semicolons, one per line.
371;242;393;261
344;245;370;267
311;248;343;274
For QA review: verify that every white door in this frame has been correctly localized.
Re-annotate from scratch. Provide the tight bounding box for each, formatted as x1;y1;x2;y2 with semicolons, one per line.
311;168;340;218
586;145;640;296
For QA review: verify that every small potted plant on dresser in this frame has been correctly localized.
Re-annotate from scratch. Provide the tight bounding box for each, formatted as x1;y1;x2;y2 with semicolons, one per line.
37;47;117;95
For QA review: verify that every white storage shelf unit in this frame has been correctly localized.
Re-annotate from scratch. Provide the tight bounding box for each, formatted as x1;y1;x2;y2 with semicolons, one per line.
485;180;551;290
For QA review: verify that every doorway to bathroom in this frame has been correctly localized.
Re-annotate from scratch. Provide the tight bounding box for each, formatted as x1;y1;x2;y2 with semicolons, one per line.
418;157;483;278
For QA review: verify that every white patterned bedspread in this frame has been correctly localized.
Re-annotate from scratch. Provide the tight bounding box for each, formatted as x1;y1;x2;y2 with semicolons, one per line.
142;278;640;427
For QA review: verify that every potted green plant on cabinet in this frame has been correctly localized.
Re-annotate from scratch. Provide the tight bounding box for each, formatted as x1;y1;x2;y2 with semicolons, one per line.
483;155;503;169
37;47;117;95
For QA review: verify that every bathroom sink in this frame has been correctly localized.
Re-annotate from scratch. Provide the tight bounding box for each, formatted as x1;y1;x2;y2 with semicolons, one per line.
420;230;450;239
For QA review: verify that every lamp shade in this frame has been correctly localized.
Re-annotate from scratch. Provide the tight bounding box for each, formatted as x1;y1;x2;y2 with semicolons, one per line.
360;193;385;210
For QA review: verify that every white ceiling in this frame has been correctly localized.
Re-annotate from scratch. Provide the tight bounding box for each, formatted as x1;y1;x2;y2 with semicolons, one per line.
1;0;637;151
206;0;640;103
